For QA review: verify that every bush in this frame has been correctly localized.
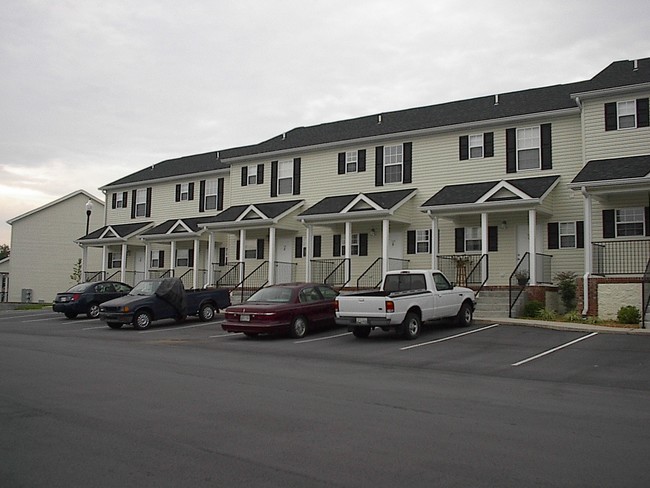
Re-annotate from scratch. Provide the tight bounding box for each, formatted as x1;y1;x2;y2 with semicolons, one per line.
537;308;558;321
523;300;544;318
554;271;577;311
617;306;641;324
563;310;584;323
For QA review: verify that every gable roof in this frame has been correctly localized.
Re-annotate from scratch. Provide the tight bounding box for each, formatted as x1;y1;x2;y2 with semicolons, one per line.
299;189;417;217
77;222;153;243
7;190;103;225
570;154;650;185
140;217;216;239
199;200;305;229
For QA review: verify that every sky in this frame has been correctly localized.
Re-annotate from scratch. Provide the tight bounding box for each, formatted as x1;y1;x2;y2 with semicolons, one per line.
1;0;650;247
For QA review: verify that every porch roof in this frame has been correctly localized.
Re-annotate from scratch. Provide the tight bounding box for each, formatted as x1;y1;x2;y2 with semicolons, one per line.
569;154;650;192
76;222;154;244
297;188;417;223
140;217;213;240
199;200;304;230
420;175;560;215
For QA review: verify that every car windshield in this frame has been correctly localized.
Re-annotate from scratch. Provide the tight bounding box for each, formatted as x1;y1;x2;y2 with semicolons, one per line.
65;283;92;293
247;287;293;303
129;280;162;296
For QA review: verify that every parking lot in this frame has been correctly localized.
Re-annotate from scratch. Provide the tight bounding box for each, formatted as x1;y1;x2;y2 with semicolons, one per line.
2;309;650;487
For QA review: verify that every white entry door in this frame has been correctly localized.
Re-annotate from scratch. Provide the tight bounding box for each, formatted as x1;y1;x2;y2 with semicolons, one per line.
275;237;293;284
134;250;145;284
388;231;404;270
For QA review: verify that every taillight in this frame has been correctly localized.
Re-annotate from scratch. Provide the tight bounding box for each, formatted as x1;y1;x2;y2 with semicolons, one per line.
72;293;81;301
334;300;339;312
385;300;395;313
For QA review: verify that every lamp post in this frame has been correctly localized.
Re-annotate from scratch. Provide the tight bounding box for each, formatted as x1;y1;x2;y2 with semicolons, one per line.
82;199;93;283
85;199;93;235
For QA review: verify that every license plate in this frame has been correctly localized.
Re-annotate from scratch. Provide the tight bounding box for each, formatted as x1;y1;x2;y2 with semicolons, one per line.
356;317;368;324
240;314;250;322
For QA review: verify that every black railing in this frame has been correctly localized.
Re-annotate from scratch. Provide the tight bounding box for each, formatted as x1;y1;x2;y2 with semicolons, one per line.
592;239;650;275
357;258;382;289
149;269;174;280
84;271;105;282
274;261;297;284
215;262;244;288
311;258;350;288
509;253;530;318
467;254;489;295
387;257;410;272
438;254;485;287
0;273;8;303
535;252;553;284
178;269;193;289
232;261;269;303
643;257;650;327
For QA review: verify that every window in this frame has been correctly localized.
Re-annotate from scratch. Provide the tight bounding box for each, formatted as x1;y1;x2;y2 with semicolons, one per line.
432;272;452;291
465;227;481;252
115;192;126;208
604;98;649;131
616;207;645;237
150;250;163;268
176;249;189;267
617;101;636;129
247;165;258;185
416;230;430;254
110;253;121;269
469;134;484;159
278;160;293;194
180;183;190;201
345;151;358;173
384;145;403;183
135;189;147;217
204;179;218;210
317;286;338;300
517;127;540;170
299;287;322;303
341;234;360;256
559;222;576;248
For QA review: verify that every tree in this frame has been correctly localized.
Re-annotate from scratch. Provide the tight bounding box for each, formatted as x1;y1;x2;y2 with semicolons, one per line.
0;244;9;260
70;258;82;283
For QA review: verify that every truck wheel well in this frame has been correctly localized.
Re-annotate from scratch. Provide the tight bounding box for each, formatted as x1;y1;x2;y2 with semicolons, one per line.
406;306;422;319
134;307;154;320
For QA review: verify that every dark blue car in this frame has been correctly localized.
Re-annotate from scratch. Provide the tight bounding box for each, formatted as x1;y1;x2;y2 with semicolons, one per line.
53;281;132;319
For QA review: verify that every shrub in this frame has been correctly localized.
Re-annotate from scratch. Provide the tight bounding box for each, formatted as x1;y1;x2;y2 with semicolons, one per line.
537;308;558;321
563;310;584;323
523;300;544;318
617;306;641;325
554;271;578;311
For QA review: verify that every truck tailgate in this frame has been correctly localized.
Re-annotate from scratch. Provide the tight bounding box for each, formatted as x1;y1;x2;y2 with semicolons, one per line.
337;295;390;318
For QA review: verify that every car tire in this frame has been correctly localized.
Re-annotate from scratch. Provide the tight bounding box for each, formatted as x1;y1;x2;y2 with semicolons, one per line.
133;310;152;330
401;312;421;340
199;303;215;322
87;303;100;319
456;301;473;327
352;326;371;338
289;316;308;339
64;311;78;319
107;322;123;329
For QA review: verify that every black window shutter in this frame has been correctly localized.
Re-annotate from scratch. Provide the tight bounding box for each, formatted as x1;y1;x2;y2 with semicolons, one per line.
541;123;552;170
338;152;346;174
313;235;322;258
333;235;341;257
145;188;152;217
506;128;517;173
548;222;559;249
107;253;113;269
188;183;194;201
488;226;498;252
236;240;240;261
459;136;469;160
604;102;618;131
199;180;206;213
403;142;412;184
375;146;384;186
271;161;278;197
131;189;136;219
358;149;366;172
406;230;416;254
576;221;584;248
217;178;224;211
295;237;303;258
637;98;650;128
646;207;650;236
123;191;128;207
218;247;226;266
602;209;615;238
160;250;165;268
455;228;465;253
484;132;494;158
241;167;248;187
175;184;181;202
256;239;264;260
359;233;368;256
188;248;194;266
111;193;117;209
293;158;301;195
257;164;264;184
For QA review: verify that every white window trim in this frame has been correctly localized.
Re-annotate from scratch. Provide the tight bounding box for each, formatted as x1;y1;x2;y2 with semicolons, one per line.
465;226;481;253
135;189;147;217
345;151;358;173
150;250;161;268
469;134;484;159
341;234;360;256
116;192;125;208
205;179;218;210
615;207;645;237
559;222;576;249
383;145;403;184
617;100;636;130
415;229;430;254
247;165;258;185
278;160;293;195
180;183;190;201
176;249;190;267
516;126;541;171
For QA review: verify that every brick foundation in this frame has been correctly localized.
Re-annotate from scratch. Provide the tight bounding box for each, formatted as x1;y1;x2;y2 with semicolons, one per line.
576;276;642;317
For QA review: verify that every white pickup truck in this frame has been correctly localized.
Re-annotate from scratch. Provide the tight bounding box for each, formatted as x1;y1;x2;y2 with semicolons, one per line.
335;269;476;339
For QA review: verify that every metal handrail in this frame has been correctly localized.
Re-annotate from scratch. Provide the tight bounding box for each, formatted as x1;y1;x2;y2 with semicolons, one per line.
509;253;530;318
642;256;650;328
215;262;243;288
232;261;269;303
324;258;350;289
357;257;382;289
467;254;489;295
591;239;650;275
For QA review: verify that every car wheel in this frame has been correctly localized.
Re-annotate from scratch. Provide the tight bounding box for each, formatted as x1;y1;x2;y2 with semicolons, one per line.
107;322;123;329
401;312;421;340
87;303;100;319
133;310;152;330
64;311;78;319
456;302;473;327
199;303;215;322
352;326;371;338
289;316;308;338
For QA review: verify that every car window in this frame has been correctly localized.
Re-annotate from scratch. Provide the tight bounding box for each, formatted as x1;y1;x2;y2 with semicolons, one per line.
114;283;131;293
317;286;338;300
299;287;321;303
67;283;91;293
248;287;293;303
383;274;426;292
98;283;116;293
432;273;452;291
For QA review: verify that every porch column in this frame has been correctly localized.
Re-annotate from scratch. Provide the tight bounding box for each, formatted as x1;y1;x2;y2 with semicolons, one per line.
582;189;593;275
144;242;150;279
529;209;537;285
269;227;276;285
305;224;313;282
102;245;107;279
239;229;246;283
431;216;438;270
82;245;88;281
481;212;488;282
120;243;127;283
345;221;352;284
170;241;176;277
207;232;215;285
193;238;200;289
382;219;389;277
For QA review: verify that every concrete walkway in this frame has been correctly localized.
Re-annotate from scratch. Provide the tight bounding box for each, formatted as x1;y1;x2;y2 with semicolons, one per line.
475;316;650;335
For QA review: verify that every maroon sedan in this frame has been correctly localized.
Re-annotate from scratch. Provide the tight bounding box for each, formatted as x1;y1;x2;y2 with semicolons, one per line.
222;283;339;338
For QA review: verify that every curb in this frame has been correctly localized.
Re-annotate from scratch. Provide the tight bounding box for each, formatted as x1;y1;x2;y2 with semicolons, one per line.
475;317;649;335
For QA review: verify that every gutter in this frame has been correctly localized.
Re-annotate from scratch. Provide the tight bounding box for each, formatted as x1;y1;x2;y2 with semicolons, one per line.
581;186;590;317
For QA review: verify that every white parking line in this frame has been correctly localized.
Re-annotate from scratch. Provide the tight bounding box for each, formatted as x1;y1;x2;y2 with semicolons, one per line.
0;313;57;321
208;332;238;338
21;317;61;323
294;332;351;344
82;325;108;330
511;332;598;367
138;321;224;334
400;324;499;350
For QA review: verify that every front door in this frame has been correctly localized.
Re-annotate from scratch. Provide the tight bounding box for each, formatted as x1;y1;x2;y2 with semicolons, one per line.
388;230;405;270
134;250;145;284
275;237;293;283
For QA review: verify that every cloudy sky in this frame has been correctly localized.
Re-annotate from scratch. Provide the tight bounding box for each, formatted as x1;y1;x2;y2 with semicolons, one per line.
1;0;649;246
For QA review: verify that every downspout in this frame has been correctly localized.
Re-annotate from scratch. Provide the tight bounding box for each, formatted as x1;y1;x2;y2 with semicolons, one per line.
581;186;591;316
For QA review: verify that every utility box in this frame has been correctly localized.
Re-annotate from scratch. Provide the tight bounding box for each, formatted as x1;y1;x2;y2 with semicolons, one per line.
21;288;32;303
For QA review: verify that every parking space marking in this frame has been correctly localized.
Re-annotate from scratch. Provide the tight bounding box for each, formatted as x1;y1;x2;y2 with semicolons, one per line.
208;332;238;338
138;321;224;334
82;325;108;330
21;317;61;323
511;332;599;367
294;332;351;344
400;324;500;350
0;312;55;321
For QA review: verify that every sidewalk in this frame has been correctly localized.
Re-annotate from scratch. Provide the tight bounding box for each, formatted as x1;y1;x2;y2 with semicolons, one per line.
475;316;650;335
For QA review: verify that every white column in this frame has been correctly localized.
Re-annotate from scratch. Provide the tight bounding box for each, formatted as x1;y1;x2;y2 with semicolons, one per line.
144;242;150;279
207;232;215;285
382;219;389;277
82;245;88;281
481;212;488;282
193;238;200;289
239;229;246;283
305;225;313;282
269;227;276;285
170;241;176;277
528;209;537;285
431;216;438;270
582;189;593;275
120;243;127;283
344;221;352;284
102;245;107;279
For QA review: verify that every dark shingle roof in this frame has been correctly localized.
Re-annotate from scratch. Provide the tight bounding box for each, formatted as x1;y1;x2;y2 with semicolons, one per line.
299;189;416;216
79;222;152;241
141;217;215;236
571;154;650;184
200;200;304;224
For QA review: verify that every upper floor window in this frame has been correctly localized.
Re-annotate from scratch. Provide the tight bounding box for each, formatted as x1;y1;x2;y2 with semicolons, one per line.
199;178;223;213
247;165;258;185
616;207;645;237
375;143;412;186
271;158;301;197
605;98;650;131
135;189;147;217
517;127;540;170
175;183;194;202
506;124;551;173
459;132;494;161
116;192;126;208
338;150;367;174
278;160;293;194
469;135;484;159
384;145;403;184
204;180;218;210
241;164;264;186
346;151;358;173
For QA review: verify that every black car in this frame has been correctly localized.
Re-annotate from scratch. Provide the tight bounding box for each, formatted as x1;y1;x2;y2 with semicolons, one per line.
53;281;133;319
